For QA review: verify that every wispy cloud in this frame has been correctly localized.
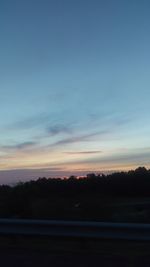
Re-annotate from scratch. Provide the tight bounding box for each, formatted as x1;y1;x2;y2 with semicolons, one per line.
64;150;102;155
50;130;107;147
71;147;150;166
1;141;37;151
47;124;72;136
7;113;50;130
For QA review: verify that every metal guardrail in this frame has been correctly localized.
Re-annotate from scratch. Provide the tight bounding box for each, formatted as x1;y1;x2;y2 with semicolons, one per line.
0;219;150;241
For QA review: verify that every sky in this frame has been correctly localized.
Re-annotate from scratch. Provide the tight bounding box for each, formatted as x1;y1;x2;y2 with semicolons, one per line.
0;0;150;184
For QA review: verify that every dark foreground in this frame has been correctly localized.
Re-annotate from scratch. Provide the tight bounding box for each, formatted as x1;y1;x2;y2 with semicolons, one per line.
0;237;150;267
1;248;150;267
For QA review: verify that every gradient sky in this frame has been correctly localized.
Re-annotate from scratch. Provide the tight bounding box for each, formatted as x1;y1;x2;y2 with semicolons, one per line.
0;0;150;183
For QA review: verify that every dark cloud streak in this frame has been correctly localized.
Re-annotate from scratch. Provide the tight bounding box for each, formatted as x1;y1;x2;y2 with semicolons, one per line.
64;150;102;155
1;141;37;151
50;130;107;147
47;124;72;136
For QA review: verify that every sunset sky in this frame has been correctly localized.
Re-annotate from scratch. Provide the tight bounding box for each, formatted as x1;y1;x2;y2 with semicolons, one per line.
0;0;150;183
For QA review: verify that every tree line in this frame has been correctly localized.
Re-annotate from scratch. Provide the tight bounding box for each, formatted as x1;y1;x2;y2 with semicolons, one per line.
0;167;149;221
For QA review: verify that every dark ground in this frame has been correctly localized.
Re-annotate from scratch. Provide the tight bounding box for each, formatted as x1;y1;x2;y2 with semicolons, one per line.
0;237;150;267
1;248;150;267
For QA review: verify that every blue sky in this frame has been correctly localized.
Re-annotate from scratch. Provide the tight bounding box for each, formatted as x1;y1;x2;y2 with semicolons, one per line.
0;0;150;183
